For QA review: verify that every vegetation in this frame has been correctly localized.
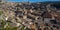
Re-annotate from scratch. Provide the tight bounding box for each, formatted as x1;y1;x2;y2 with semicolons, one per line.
0;19;26;30
0;11;2;15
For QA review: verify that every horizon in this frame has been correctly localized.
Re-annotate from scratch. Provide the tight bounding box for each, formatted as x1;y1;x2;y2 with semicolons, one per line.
4;0;60;2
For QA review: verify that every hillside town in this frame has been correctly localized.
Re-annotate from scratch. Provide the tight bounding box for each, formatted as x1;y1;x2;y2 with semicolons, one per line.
0;2;60;30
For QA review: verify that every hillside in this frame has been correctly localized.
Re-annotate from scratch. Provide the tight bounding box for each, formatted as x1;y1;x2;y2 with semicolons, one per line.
0;2;60;30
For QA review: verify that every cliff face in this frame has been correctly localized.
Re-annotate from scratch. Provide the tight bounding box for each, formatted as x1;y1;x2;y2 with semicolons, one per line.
0;2;60;30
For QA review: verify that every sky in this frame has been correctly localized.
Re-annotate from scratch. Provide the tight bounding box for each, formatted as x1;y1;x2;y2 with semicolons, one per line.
5;0;60;2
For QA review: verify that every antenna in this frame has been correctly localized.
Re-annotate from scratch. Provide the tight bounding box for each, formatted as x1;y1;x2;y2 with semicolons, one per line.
22;0;29;3
28;0;29;4
28;0;29;3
